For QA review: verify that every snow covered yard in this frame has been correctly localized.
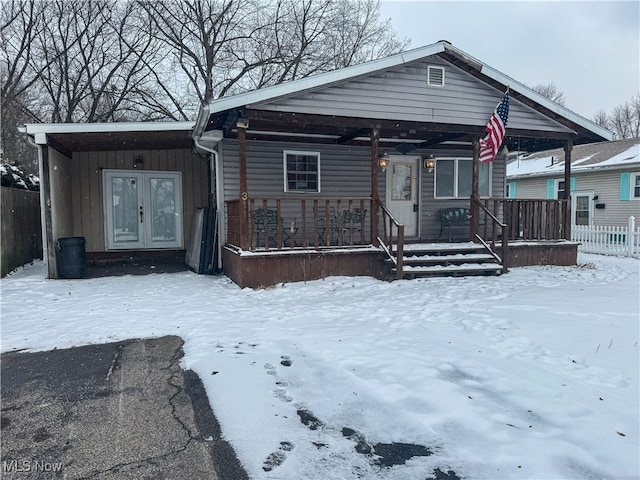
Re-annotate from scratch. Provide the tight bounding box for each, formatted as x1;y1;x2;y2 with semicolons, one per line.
1;253;638;480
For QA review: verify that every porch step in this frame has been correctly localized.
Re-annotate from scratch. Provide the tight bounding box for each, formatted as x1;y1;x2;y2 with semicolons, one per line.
391;244;503;279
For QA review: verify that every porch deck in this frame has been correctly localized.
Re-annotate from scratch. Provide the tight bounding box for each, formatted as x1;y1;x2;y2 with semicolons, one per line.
222;239;578;288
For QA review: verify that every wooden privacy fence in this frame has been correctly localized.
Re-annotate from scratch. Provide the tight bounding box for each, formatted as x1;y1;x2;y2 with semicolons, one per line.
572;216;640;258
1;187;42;277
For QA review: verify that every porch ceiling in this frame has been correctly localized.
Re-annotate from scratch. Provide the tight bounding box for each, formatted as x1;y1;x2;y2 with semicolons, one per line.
46;130;194;155
204;108;593;154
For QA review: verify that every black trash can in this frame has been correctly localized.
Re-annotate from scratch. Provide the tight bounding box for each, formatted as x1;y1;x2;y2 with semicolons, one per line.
56;237;86;279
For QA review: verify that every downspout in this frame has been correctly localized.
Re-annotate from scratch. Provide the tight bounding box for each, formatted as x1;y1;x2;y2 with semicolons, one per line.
193;104;225;271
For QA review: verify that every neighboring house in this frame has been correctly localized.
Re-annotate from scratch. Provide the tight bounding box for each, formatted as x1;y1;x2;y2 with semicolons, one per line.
506;138;640;227
20;41;611;287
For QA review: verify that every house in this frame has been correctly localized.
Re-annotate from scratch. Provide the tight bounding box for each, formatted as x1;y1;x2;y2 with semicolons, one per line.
506;138;640;227
20;41;612;287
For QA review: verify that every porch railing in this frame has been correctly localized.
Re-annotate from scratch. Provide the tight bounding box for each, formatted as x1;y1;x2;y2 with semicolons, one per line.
477;198;570;241
226;197;375;251
374;197;405;279
473;197;508;273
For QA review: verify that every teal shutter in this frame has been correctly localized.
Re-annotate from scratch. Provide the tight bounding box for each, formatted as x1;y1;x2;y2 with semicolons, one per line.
546;179;555;199
508;182;516;198
620;172;630;201
570;177;576;192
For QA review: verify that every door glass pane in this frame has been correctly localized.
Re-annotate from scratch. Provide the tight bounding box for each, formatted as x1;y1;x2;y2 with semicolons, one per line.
575;195;589;226
150;177;177;242
457;160;473;198
112;177;139;243
391;164;412;200
435;160;454;197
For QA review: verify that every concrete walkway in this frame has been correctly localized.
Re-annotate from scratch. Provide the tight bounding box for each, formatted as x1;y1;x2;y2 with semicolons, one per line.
1;336;248;480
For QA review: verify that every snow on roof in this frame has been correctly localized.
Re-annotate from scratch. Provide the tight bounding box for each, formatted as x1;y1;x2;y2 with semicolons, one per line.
507;138;640;178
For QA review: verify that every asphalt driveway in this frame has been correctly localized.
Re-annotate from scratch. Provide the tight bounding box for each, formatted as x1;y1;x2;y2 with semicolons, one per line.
1;336;248;480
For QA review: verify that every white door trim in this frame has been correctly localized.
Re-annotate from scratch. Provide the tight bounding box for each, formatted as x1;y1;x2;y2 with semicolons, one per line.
385;156;421;238
572;190;594;226
103;170;183;250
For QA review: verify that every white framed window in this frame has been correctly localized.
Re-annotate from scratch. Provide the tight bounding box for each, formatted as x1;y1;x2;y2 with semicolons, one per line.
283;150;320;192
555;179;566;200
632;173;640;199
434;158;491;198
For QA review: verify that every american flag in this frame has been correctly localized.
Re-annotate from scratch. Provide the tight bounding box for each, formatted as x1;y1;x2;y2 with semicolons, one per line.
479;93;509;164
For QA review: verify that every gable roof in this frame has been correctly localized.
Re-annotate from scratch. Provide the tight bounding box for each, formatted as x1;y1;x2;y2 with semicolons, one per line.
194;41;612;145
506;138;640;179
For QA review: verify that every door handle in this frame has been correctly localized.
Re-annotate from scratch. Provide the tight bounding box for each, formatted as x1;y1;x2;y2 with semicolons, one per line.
139;206;144;223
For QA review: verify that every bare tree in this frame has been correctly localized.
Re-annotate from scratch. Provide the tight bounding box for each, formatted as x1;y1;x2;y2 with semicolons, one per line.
592;94;640;139
3;0;406;130
531;82;566;106
138;0;407;118
32;0;159;123
1;0;47;172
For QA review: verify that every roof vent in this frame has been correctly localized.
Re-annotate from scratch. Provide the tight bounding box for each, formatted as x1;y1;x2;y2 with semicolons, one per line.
427;66;445;87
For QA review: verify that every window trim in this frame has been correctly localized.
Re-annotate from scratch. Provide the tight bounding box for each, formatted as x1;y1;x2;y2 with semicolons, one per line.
434;157;492;199
283;150;321;193
630;172;640;200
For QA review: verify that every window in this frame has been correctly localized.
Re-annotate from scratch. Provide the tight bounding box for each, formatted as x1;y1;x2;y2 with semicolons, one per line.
284;151;320;192
632;173;640;199
435;158;490;198
549;177;575;199
556;180;566;199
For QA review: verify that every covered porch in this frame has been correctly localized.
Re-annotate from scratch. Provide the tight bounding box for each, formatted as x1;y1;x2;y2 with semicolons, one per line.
191;42;610;287
221;193;575;288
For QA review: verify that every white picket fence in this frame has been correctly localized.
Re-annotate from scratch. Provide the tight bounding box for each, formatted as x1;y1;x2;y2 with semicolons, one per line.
572;216;640;257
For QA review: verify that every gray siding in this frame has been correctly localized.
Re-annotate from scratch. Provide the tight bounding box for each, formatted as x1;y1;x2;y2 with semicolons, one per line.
221;139;505;242
251;57;572;134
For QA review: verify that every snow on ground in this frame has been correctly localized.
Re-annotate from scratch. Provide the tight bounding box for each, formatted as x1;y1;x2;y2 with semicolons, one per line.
1;254;638;480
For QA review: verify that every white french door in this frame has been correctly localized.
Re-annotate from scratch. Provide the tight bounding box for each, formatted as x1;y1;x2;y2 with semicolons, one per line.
104;170;183;250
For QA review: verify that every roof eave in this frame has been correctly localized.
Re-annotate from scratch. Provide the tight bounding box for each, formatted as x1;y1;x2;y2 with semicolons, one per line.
21;121;195;136
440;44;613;141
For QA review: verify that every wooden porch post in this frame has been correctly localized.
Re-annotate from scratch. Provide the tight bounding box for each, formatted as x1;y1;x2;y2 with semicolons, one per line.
470;137;480;241
40;145;56;278
371;125;380;246
238;126;249;250
563;138;573;240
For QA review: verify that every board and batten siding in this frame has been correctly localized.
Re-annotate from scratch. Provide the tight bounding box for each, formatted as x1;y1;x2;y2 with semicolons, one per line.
51;149;209;252
250;57;573;134
221;140;505;242
49;147;74;244
511;168;639;228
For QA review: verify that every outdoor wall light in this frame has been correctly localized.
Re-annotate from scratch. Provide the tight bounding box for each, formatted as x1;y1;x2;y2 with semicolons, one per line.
378;153;389;171
423;154;436;173
134;154;144;168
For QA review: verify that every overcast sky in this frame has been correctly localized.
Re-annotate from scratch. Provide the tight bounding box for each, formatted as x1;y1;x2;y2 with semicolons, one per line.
380;1;639;120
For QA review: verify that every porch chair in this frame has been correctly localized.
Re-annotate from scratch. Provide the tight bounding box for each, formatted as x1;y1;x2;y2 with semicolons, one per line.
438;207;471;242
253;208;297;248
332;208;367;245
